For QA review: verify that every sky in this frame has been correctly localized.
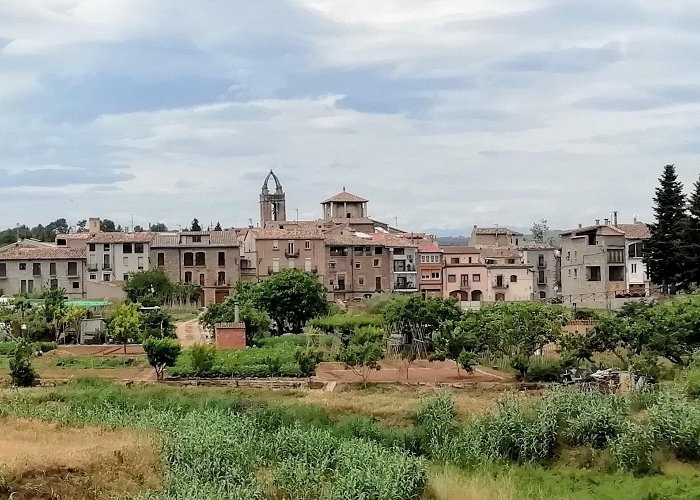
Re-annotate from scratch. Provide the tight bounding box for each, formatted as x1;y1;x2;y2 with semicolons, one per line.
1;0;700;235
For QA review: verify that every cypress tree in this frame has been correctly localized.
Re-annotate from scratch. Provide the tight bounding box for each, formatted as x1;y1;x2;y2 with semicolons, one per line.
645;165;687;293
682;174;700;289
190;218;202;231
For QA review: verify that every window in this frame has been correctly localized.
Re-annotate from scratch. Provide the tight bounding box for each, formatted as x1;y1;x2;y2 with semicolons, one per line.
568;269;571;277
631;263;637;274
422;273;430;280
609;266;625;282
199;273;205;286
539;291;546;299
468;257;473;263
420;255;427;263
586;266;601;281
19;263;26;271
566;251;571;260
628;242;643;258
329;261;336;269
495;275;504;287
273;240;279;250
460;275;469;287
359;276;365;286
305;258;312;272
450;257;459;264
354;246;364;256
394;260;406;272
510;275;517;283
0;263;5;278
288;259;296;269
157;253;165;267
288;242;296;255
183;252;194;267
137;256;144;269
104;244;110;251
507;259;516;264
538;254;545;267
102;274;111;282
184;271;192;283
33;263;41;276
20;280;27;293
218;272;226;285
89;243;96;251
431;272;440;279
27;280;34;293
587;233;596;245
192;235;202;243
123;274;129;281
50;279;58;290
68;262;78;276
608;249;624;263
374;247;383;255
394;248;405;255
218;252;225;267
448;274;456;283
123;256;129;266
305;240;311;250
103;254;111;269
72;281;80;289
90;274;97;280
49;262;56;276
538;270;546;284
123;243;133;254
134;243;144;254
373;259;380;267
473;274;481;282
195;252;206;266
375;276;382;290
355;262;361;269
574;268;578;279
365;247;372;256
272;258;280;272
330;247;347;256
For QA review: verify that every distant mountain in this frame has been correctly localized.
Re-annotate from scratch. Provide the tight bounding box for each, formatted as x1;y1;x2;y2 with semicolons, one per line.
436;236;469;246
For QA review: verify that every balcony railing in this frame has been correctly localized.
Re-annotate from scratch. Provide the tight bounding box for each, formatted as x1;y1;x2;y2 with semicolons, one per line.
394;282;418;290
493;281;508;289
285;249;300;258
241;267;256;274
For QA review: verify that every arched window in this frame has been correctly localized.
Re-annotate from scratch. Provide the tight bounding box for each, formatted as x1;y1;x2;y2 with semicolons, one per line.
510;275;518;283
495;293;506;301
195;252;206;266
183;252;193;267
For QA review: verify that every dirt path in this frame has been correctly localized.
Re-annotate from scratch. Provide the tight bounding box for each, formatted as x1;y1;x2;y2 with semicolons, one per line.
175;319;210;347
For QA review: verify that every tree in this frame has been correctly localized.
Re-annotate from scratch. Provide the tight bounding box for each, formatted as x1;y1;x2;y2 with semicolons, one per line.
55;305;86;343
431;316;484;376
294;348;323;378
191;218;202;231
124;268;172;306
150;223;168;232
143;337;181;380
645;165;687;293
338;326;384;388
101;219;117;232
141;308;176;340
214;222;222;231
199;295;271;345
531;219;550;244
9;339;37;387
256;269;328;333
682;175;700;290
76;219;87;232
109;303;143;353
133;225;144;232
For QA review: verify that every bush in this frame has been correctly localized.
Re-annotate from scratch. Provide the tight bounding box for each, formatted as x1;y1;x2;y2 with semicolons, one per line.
263;356;283;377
522;359;563;382
143;337;181;380
416;391;456;461
0;341;56;356
9;341;38;387
295;348;323;378
190;343;216;376
630;353;663;384
609;422;656;474
648;391;700;461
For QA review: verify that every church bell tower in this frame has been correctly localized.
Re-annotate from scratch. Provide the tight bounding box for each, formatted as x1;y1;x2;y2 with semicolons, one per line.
259;170;286;225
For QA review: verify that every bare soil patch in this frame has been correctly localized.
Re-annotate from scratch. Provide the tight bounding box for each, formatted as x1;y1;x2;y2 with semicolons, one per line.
175;319;209;347
0;417;160;499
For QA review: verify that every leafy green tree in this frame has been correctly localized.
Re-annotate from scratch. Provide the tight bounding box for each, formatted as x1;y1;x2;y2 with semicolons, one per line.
645;165;687;293
9;340;38;387
150;222;168;232
101;219;117;232
214;222;222;231
76;219;87;232
141;308;176;340
531;219;550;244
256;269;328;333
124;268;172;306
294;348;324;378
338;326;384;388
191;218;202;231
109;303;143;353
143;337;181;380
682;175;700;290
431;316;484;376
199;295;271;345
133;225;144;232
55;305;86;342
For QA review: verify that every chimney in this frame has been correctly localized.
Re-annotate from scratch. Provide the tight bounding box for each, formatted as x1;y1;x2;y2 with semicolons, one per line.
578;223;582;229
595;219;600;226
613;211;618;226
88;217;101;235
633;215;638;224
604;218;610;225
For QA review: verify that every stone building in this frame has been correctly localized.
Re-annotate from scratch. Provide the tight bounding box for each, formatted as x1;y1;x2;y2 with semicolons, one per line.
259;170;286;225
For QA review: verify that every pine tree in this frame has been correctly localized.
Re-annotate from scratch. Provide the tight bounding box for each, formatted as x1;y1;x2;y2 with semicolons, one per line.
191;218;202;231
214;222;222;231
645;165;687;293
681;174;700;289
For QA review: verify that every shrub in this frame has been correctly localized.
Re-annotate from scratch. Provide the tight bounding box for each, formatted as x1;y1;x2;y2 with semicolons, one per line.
630;353;663;384
9;340;38;387
143;337;181;380
523;359;563;382
295;348;323;378
263;356;283;377
190;343;216;376
681;367;700;399
416;391;456;461
648;391;700;460
609;422;656;474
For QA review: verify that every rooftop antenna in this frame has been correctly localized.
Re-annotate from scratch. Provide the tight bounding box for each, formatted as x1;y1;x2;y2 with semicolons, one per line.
130;214;134;232
295;208;299;221
393;216;398;228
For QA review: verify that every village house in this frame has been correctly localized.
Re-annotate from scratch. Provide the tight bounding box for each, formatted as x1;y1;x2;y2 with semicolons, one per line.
616;221;651;296
469;226;524;247
441;246;486;302
151;230;241;305
480;247;533;302
0;240;86;299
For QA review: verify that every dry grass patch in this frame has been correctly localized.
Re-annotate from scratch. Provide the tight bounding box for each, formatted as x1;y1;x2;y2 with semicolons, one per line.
0;417;161;499
426;466;516;500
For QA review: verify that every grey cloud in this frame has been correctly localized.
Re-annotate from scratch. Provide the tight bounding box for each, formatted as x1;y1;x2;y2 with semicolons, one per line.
0;167;133;188
495;42;625;73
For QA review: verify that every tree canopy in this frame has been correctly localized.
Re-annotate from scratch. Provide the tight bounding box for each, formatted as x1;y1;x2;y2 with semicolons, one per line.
191;218;202;231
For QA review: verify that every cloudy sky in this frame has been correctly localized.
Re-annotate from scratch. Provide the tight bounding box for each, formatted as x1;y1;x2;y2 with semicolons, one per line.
1;1;700;234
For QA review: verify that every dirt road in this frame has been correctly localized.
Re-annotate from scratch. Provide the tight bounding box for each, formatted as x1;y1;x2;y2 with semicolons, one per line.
175;319;210;346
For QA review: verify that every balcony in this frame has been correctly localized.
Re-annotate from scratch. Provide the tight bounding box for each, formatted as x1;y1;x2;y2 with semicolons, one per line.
460;281;470;290
394;281;418;291
241;266;257;275
285;249;300;258
493;281;508;289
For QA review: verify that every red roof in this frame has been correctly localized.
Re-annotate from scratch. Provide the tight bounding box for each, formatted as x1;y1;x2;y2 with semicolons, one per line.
87;232;154;244
0;242;86;260
322;191;368;203
617;223;651;239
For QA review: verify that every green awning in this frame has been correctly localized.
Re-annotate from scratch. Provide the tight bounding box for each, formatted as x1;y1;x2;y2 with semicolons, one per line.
65;300;113;308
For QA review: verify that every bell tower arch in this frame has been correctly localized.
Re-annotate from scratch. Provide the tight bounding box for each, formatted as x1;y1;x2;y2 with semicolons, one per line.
259;170;286;225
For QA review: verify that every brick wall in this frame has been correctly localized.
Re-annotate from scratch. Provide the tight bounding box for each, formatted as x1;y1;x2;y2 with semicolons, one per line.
216;323;246;349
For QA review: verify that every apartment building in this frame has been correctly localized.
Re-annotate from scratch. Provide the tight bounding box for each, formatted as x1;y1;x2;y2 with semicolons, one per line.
560;224;627;308
469;226;524;247
480;247;533;302
519;244;560;300
617;222;651;296
324;229;391;300
151;231;241;305
442;246;486;302
417;239;444;297
240;228;325;280
0;240;86;299
372;233;418;292
85;232;153;283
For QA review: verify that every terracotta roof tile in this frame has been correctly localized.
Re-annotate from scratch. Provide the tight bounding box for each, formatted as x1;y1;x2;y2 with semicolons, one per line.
560;224;625;236
617;223;651;240
324;233;377;246
473;227;523;236
55;233;91;241
151;231;240;248
480;247;521;259
322;191;368;203
441;245;480;254
249;228;324;240
0;242;86;260
86;232;154;244
371;233;417;248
